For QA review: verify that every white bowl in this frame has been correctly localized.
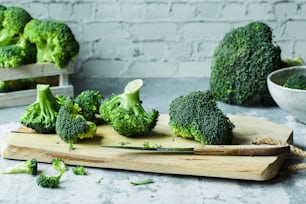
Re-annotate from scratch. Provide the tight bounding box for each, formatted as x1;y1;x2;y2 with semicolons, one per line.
267;66;306;124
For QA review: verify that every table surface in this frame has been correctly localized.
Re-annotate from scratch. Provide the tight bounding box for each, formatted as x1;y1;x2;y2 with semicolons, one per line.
1;78;306;204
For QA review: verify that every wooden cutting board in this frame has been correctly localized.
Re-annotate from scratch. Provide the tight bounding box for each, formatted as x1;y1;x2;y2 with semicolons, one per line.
0;114;293;181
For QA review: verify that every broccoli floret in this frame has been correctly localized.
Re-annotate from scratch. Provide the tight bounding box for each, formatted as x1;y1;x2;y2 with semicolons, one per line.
283;74;306;90
169;90;235;145
210;21;282;106
36;158;67;188
23;19;79;69
281;56;305;67
0;5;6;26
56;98;97;150
0;78;36;92
19;84;63;133
2;159;37;175
0;6;32;47
99;79;159;137
72;166;87;175
75;90;104;124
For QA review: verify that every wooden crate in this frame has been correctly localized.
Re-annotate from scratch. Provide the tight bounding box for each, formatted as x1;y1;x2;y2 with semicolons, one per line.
0;63;74;108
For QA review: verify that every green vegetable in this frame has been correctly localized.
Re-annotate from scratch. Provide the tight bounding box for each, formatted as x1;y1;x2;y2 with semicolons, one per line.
0;78;36;92
19;84;64;133
283;74;306;90
56;98;97;150
99;79;159;137
281;56;305;67
1;158;37;175
169;90;235;145
74;90;103;124
23;19;79;68
210;21;282;106
72;166;87;175
143;141;162;148
0;6;32;46
36;158;67;188
130;178;155;186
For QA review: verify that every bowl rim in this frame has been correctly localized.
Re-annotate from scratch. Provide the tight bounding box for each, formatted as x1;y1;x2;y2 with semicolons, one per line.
267;66;306;93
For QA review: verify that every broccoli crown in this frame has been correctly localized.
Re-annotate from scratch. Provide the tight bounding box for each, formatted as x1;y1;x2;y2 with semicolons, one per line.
74;90;103;124
72;166;87;175
0;78;36;93
19;84;62;133
2;158;37;175
36;173;60;188
0;6;32;47
23;19;79;68
169;90;235;145
99;79;159;137
0;5;6;26
56;98;97;150
283;74;306;90
210;21;282;106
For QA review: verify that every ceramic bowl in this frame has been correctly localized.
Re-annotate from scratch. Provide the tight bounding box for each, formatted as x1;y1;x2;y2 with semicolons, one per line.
267;66;306;124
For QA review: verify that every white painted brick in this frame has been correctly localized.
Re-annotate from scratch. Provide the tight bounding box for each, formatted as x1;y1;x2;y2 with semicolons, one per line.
170;3;197;19
221;2;246;19
72;3;94;21
131;23;179;41
120;3;145;20
48;3;72;20
284;21;306;40
195;2;222;19
193;41;218;59
178;60;211;77
275;2;298;19
126;62;178;77
297;3;306;18
167;41;192;60
143;42;166;60
22;2;49;19
95;3;120;19
293;41;306;57
277;40;294;58
246;2;274;20
145;3;169;19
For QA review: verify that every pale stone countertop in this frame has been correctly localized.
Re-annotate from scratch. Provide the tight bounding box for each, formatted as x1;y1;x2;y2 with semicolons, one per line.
1;78;306;204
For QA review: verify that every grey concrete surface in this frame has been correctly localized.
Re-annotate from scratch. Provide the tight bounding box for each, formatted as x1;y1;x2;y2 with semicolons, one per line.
1;78;306;204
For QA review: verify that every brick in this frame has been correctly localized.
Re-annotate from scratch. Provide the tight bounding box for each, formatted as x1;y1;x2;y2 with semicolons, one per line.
126;62;178;77
196;2;222;19
275;2;297;19
284;21;306;40
193;41;218;58
277;40;294;58
48;3;72;20
143;42;166;60
221;2;246;19
120;3;145;19
81;59;127;78
72;3;94;21
95;3;120;19
22;2;49;19
131;23;178;41
246;2;274;20
182;22;231;40
170;3;197;19
293;41;306;57
167;41;192;59
178;60;211;77
297;3;306;17
145;3;169;19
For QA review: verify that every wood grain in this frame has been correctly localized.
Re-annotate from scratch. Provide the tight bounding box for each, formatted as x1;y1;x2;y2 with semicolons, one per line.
0;114;293;181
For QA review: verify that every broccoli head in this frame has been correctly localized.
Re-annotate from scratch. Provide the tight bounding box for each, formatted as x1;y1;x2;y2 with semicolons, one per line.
2;159;37;175
210;21;282;106
99;79;159;137
0;78;36;92
19;84;63;133
36;158;66;188
56;98;97;150
23;19;79;68
74;90;104;124
169;90;235;145
0;6;32;47
283;74;306;90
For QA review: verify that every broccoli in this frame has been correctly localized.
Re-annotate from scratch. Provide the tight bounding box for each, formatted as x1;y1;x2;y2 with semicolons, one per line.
56;98;97;150
36;158;67;188
75;90;104;124
2;159;37;175
0;78;36;92
99;79;159;137
281;56;305;67
283;74;306;90
169;90;235;145
23;19;79;68
210;21;282;106
19;84;64;133
0;6;32;47
72;166;87;175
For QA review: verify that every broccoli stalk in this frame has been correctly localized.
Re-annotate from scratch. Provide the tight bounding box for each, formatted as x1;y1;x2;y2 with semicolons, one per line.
2;159;37;175
56;98;97;150
99;79;159;137
169;90;235;145
36;158;67;188
19;84;63;133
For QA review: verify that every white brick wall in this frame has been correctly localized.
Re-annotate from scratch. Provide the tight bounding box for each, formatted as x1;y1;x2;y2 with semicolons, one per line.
2;0;306;78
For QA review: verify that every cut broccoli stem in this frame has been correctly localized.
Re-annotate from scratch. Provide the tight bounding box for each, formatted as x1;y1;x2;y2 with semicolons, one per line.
120;79;143;113
1;159;37;175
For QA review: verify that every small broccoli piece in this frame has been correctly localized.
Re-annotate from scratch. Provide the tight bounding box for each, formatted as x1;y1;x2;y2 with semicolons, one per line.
0;6;32;46
56;98;97;150
19;84;64;133
0;78;36;92
72;166;87;175
36;158;67;188
99;79;159;137
210;21;282;106
281;56;305;67
169;90;235;145
2;159;37;175
23;19;79;68
75;90;103;124
283;74;306;90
